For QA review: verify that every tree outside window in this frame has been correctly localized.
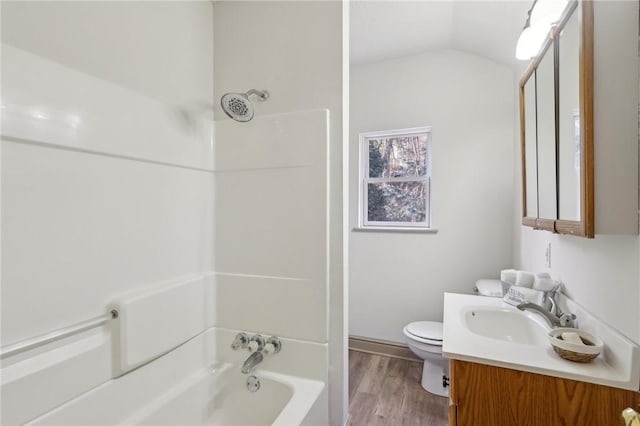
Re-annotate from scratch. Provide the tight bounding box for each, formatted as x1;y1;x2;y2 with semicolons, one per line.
360;127;432;228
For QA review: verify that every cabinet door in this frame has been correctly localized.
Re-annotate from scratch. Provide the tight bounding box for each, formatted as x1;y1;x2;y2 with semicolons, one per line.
448;360;457;426
452;360;639;426
448;404;457;426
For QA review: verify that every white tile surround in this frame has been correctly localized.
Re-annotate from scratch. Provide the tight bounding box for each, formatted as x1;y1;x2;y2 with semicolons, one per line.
113;275;215;375
213;110;330;344
1;45;214;171
2;139;215;344
212;2;345;422
214;274;326;342
2;37;330;423
1;38;216;423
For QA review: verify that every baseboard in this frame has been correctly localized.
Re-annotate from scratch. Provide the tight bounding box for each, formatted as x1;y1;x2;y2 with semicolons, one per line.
348;336;421;362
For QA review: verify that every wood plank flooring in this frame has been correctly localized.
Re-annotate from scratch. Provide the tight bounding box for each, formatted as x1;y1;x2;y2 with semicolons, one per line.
348;350;448;426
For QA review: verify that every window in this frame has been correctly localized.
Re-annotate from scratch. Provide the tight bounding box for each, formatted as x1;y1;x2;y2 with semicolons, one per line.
359;127;432;229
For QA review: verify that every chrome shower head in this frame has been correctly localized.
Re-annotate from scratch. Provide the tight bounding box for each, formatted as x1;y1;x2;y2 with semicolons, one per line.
220;89;269;122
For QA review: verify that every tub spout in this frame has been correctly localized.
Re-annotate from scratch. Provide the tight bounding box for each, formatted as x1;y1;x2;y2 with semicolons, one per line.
241;351;264;374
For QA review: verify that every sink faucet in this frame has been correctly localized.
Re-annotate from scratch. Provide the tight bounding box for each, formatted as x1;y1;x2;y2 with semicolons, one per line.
517;302;576;328
517;303;563;327
241;351;264;374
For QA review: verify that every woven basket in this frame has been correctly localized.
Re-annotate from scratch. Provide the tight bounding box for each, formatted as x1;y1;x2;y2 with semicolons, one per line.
548;328;603;363
552;335;599;363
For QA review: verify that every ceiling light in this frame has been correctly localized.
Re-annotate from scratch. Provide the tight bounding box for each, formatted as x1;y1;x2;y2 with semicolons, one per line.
516;16;554;60
516;0;569;60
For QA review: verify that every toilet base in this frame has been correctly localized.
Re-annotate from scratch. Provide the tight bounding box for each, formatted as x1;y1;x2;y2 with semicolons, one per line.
420;358;449;398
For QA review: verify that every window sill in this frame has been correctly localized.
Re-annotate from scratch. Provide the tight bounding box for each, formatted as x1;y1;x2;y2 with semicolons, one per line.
352;226;439;234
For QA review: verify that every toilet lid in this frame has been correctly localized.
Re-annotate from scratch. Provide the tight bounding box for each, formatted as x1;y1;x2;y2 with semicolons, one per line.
406;321;443;341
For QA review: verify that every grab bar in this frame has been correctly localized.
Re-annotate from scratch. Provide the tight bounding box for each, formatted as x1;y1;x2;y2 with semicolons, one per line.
0;309;118;360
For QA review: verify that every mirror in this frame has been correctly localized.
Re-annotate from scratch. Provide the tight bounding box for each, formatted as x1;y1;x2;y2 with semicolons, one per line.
557;7;581;221
521;71;538;222
536;46;557;221
519;0;594;237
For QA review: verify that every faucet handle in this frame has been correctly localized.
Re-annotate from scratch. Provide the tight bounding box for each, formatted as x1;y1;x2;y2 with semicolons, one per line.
263;336;282;355
559;313;577;327
248;334;265;352
231;332;250;350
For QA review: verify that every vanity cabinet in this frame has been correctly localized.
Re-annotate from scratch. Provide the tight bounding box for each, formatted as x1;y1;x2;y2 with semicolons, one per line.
448;359;640;426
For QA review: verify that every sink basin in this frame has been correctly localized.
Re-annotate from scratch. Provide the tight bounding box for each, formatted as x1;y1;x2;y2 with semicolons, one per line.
444;293;640;392
462;307;548;345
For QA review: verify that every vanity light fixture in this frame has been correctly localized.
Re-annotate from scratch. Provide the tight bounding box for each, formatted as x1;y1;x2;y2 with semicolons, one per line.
516;0;569;60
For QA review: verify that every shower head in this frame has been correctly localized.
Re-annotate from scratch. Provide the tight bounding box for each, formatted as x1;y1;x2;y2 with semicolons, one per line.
220;89;270;122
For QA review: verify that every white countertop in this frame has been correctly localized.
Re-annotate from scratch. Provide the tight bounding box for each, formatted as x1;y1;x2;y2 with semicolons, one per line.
442;292;640;391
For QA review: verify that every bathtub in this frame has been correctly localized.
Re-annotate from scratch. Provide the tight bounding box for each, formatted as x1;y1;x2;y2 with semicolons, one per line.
27;329;327;425
128;364;324;426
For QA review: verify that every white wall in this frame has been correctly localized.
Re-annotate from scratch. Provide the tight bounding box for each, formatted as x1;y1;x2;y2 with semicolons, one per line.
518;230;640;343
1;1;214;107
516;1;640;344
1;2;214;423
212;2;345;425
349;50;516;344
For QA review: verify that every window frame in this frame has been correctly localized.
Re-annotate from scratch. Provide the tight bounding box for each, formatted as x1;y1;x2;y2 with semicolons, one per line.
358;126;433;229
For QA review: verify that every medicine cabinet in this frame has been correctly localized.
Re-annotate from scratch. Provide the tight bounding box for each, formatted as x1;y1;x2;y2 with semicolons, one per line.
519;0;594;238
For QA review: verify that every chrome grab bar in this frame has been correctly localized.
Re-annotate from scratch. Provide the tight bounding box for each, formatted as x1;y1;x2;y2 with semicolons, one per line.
0;309;118;360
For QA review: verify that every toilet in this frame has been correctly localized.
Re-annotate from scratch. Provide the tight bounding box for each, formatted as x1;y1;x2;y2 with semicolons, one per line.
403;321;449;397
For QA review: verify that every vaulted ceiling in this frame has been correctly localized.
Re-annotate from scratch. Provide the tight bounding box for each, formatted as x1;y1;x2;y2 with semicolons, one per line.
350;1;532;67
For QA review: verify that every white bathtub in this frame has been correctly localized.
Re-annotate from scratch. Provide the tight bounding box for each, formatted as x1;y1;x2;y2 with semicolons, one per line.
127;363;324;426
27;329;327;425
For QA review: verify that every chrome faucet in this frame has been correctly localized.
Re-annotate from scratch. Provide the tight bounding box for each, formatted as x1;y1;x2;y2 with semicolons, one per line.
241;351;264;374
517;296;576;328
232;333;282;374
517;303;563;327
547;288;577;327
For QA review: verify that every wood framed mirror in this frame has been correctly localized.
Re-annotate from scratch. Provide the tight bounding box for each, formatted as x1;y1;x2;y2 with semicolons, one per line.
519;25;556;232
519;0;594;238
520;65;538;228
555;0;594;237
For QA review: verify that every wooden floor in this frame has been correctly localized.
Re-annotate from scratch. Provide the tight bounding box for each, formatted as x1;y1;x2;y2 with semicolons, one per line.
348;350;448;426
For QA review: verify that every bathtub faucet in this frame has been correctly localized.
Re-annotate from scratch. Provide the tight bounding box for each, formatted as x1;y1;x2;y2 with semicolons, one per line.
233;333;282;374
241;351;264;374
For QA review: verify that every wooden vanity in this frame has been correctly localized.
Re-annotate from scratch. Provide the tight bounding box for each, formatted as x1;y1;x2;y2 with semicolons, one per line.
448;359;640;426
443;293;640;426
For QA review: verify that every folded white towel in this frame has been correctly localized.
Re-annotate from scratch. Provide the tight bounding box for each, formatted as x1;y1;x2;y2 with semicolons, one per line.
503;286;545;306
534;272;549;289
533;276;559;292
500;269;518;285
475;279;504;297
515;271;535;288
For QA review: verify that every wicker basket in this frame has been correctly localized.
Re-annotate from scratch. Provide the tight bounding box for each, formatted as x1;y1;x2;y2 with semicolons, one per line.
548;328;603;363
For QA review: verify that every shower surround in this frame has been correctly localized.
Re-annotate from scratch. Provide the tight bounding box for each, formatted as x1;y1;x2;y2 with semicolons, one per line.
1;1;339;423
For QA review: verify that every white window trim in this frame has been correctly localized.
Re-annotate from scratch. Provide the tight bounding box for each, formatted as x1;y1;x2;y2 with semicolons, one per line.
358;126;433;229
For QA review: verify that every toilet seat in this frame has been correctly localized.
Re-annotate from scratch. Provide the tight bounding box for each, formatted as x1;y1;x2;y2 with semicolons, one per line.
405;321;443;346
